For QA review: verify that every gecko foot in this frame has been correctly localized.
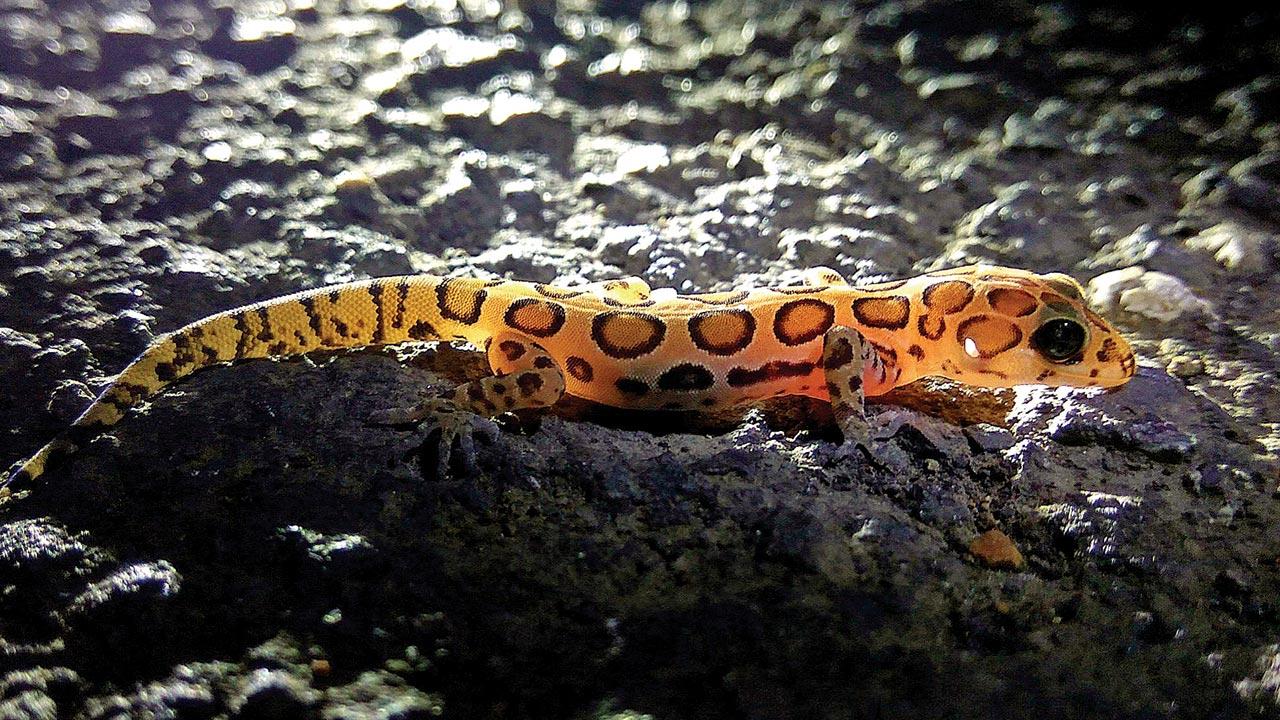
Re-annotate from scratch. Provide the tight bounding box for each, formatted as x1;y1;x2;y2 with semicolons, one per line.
835;411;871;449
369;398;500;478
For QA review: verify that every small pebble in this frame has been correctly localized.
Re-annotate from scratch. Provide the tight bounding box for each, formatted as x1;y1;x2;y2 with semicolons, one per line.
969;529;1025;570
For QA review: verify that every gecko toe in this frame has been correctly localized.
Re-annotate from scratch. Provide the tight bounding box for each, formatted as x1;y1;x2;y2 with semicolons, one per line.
370;395;503;479
368;395;457;426
423;408;500;479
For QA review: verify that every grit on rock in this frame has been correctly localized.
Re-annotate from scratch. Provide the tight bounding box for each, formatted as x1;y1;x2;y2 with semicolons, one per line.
1;0;1279;718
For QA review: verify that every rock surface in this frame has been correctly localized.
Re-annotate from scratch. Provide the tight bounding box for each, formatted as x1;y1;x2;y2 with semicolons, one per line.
1;0;1279;718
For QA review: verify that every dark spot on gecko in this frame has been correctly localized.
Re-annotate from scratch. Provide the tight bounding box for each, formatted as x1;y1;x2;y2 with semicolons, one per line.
592;312;667;359
918;314;945;341
603;296;657;308
852;296;911;330
727;360;816;387
436;279;487;324
533;355;556;369
299;297;324;338
615;377;649;396
1121;352;1136;376
498;340;526;362
466;383;497;412
102;393;133;413
565;356;593;382
1096;337;1120;363
503;298;567;337
517;373;545;396
657;363;715;392
393;280;410;329
369;283;387;344
773;299;835;346
114;382;152;401
408;320;439;340
689;309;756;356
233;312;251;358
922;280;975;313
823;336;854;369
870;342;897;367
907;344;925;362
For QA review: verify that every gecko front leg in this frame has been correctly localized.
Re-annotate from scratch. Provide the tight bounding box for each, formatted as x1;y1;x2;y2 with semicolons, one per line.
370;333;566;476
821;325;898;447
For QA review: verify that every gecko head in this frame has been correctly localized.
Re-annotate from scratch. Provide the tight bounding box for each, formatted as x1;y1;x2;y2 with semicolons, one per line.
919;266;1136;390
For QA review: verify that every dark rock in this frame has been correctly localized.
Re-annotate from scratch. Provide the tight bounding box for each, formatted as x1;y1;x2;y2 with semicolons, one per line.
204;12;299;74
65;561;182;618
1227;151;1280;222
55;110;144;160
230;669;319;719
322;671;440;719
1;0;1279;717
97;13;160;77
965;423;1016;453
1215;568;1252;597
0;667;83;720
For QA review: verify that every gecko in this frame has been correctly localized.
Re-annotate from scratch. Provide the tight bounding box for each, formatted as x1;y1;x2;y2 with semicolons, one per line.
2;265;1136;493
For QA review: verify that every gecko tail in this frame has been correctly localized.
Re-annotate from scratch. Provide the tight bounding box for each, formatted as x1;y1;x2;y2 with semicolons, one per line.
2;434;75;495
2;275;462;498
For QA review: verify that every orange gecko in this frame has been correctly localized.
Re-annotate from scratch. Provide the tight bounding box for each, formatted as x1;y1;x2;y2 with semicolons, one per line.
3;265;1136;491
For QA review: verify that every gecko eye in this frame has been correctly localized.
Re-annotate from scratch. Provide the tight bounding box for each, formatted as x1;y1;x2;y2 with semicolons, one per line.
1030;319;1086;363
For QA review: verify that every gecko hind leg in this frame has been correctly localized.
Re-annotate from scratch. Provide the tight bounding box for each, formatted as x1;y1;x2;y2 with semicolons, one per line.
821;325;896;447
370;334;566;476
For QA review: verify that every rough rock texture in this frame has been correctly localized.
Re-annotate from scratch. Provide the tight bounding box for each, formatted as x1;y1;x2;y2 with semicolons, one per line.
1;0;1279;718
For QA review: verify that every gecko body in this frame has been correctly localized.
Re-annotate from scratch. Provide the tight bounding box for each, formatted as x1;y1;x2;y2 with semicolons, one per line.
4;265;1135;490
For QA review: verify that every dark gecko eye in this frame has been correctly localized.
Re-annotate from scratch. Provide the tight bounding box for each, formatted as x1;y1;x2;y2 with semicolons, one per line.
1031;318;1086;363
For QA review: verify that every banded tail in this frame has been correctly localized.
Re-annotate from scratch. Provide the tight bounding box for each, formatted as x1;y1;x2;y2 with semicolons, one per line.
3;275;491;493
